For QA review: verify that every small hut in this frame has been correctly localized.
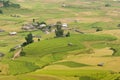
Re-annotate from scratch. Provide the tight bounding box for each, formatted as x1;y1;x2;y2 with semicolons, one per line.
37;24;47;29
0;29;5;32
97;63;104;66
9;32;17;35
22;24;35;30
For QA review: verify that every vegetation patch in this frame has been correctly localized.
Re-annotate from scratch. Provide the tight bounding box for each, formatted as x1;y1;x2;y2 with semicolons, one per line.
92;42;108;49
33;69;113;80
53;61;89;68
24;34;116;56
109;45;120;56
79;76;97;80
8;60;39;75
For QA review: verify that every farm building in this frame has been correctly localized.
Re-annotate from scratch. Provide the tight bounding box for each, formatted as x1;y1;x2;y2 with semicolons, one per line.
22;24;35;30
13;45;21;50
9;32;17;35
62;23;68;28
0;3;3;7
61;3;66;7
37;24;47;29
0;29;5;32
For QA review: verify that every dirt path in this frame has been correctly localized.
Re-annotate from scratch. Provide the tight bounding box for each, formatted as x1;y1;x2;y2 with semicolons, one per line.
12;48;22;60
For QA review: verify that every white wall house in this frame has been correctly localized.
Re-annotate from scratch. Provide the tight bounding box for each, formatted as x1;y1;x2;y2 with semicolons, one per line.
9;32;17;35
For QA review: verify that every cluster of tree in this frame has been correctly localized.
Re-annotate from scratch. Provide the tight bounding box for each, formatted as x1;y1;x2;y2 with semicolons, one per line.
0;0;20;8
9;33;34;55
22;33;34;47
55;21;70;37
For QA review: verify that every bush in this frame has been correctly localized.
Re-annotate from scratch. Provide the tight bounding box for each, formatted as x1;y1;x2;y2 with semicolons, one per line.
66;32;70;37
9;48;16;52
115;77;120;80
79;76;97;80
105;4;111;7
1;0;20;8
0;10;3;14
3;0;10;7
110;47;117;56
40;21;46;25
96;27;103;32
117;24;120;27
10;3;20;8
21;42;27;47
20;51;26;56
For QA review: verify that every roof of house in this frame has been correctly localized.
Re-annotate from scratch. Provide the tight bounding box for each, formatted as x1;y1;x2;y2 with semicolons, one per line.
62;23;68;27
9;32;17;35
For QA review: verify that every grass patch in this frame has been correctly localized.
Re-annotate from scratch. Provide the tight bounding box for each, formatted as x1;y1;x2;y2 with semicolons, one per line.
33;69;120;80
79;76;97;80
21;34;116;67
92;42;108;49
8;60;39;75
53;61;89;68
33;69;111;79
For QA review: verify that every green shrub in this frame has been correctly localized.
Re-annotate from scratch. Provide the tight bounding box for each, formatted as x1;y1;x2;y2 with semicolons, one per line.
0;10;3;14
66;32;70;37
20;51;26;56
10;3;20;8
96;27;103;32
105;4;111;7
9;48;16;52
117;24;120;27
79;76;97;80
54;61;89;68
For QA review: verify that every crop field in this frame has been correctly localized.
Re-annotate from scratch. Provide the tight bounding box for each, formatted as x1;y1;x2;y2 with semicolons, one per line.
0;0;120;80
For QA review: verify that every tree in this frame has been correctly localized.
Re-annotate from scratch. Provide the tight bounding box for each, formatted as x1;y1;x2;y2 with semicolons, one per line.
0;10;3;14
38;38;40;41
25;33;34;44
3;0;10;7
66;32;70;37
0;0;20;8
33;18;35;23
117;24;120;27
55;21;64;37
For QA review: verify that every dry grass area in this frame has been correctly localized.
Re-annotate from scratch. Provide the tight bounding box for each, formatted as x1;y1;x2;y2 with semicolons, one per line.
0;63;9;75
17;0;25;2
95;30;120;38
46;16;113;23
40;0;66;3
43;47;120;72
27;75;62;80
